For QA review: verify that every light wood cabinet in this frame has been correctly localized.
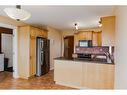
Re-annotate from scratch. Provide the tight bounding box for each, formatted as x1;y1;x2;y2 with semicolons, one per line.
92;32;102;46
54;60;82;88
18;25;47;79
54;59;114;89
101;16;115;46
82;63;114;89
76;31;92;40
29;36;36;76
74;31;102;47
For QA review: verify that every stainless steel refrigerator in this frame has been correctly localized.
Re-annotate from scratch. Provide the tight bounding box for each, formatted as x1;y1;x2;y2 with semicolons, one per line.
36;37;50;76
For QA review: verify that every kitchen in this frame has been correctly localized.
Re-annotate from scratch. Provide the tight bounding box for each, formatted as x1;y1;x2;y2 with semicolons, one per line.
54;16;115;89
0;6;118;90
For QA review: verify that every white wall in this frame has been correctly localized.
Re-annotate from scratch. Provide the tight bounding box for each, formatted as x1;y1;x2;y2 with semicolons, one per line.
1;33;13;67
115;7;127;89
0;54;4;71
47;27;62;70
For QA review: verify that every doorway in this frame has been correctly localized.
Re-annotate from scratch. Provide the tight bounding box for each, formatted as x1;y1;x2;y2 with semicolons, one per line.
64;36;74;59
0;27;13;73
0;23;18;78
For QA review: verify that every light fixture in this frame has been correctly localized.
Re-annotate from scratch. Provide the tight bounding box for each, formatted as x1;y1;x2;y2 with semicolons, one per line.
74;23;78;30
4;5;31;21
98;19;102;27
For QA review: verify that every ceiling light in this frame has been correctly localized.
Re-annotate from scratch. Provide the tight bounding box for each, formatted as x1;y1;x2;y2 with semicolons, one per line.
4;5;31;21
98;19;102;27
74;23;78;30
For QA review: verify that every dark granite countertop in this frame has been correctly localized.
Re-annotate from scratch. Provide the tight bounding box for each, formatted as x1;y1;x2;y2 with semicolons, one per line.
54;57;114;65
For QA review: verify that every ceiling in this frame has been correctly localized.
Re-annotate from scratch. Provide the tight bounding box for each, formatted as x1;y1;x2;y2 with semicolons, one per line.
0;6;115;30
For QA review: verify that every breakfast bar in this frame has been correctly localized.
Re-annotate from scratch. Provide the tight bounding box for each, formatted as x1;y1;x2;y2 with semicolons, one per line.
54;57;114;89
54;46;115;89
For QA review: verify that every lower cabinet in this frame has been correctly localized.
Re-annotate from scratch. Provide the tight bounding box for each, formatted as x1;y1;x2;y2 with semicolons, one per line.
54;60;114;89
82;63;114;89
54;60;82;88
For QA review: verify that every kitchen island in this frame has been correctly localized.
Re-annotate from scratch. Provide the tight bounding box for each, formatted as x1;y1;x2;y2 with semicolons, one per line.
54;57;114;89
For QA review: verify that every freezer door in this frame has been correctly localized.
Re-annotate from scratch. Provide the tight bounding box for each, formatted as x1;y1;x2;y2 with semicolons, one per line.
36;38;44;76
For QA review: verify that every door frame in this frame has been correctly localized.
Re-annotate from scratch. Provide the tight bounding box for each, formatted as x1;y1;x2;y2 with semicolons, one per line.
64;36;74;58
0;23;18;78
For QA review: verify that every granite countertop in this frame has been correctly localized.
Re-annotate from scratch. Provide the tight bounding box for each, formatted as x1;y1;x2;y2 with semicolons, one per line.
54;57;114;65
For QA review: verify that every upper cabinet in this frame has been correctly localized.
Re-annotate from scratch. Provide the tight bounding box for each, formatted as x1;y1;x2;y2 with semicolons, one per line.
30;26;47;38
101;16;115;46
76;31;92;40
74;31;102;47
92;32;102;46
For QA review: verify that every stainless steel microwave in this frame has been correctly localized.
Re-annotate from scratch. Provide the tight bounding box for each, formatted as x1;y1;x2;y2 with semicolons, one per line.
79;40;92;47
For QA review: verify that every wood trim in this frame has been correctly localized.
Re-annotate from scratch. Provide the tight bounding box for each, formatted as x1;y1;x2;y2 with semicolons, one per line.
0;27;13;34
0;33;1;53
0;27;13;53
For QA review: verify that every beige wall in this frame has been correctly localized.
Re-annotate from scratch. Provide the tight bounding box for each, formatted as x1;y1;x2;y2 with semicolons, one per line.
0;16;27;26
115;7;127;89
47;27;62;70
62;30;75;37
101;16;115;46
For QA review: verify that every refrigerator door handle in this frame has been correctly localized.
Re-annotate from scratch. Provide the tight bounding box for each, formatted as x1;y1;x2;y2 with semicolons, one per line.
41;53;43;65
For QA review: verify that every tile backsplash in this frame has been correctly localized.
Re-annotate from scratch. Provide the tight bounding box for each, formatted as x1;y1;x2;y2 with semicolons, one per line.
75;46;114;62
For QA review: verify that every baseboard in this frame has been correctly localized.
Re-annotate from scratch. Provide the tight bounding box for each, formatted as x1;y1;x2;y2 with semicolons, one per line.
55;81;92;89
0;71;4;73
13;74;19;79
55;81;82;89
13;75;19;79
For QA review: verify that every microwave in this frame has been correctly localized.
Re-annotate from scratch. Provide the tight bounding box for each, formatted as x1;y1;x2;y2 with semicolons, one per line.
79;40;92;47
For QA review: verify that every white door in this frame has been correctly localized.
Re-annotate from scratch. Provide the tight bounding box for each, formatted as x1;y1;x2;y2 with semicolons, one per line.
1;33;13;68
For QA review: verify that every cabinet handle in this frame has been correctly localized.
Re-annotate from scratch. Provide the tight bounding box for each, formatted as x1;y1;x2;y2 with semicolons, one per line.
30;56;32;59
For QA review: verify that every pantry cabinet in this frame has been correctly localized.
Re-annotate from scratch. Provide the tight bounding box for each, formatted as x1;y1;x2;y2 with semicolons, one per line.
18;25;47;79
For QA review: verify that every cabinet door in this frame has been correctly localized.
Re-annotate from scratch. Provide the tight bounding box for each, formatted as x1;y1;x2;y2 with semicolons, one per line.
54;60;82;87
82;63;114;89
39;30;47;38
36;28;42;37
82;63;98;88
76;31;92;41
40;30;44;37
84;31;92;40
43;31;47;38
92;32;102;46
35;28;45;38
30;37;36;76
30;27;37;38
96;64;114;89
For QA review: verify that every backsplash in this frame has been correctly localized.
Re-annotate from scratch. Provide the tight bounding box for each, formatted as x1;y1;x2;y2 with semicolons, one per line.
75;46;114;55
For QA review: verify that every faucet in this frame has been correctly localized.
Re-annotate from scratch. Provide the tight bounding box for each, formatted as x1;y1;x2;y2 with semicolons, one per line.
103;52;112;63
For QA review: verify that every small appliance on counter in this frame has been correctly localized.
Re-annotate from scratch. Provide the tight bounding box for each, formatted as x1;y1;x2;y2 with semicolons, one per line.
36;37;50;77
72;53;78;59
